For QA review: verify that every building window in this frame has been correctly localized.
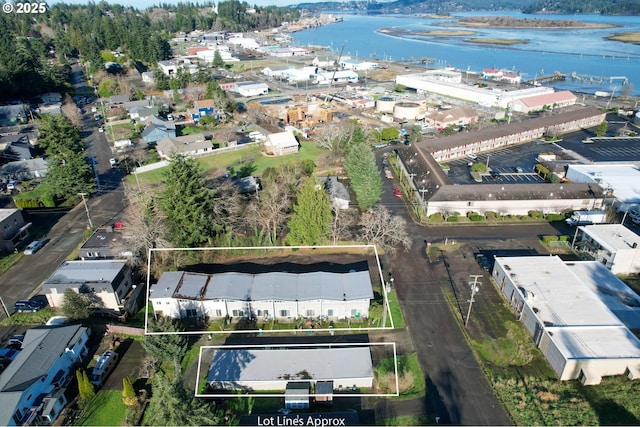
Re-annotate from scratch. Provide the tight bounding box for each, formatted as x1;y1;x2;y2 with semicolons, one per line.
351;309;358;317
215;309;222;317
305;309;315;317
279;309;290;317
186;309;197;317
232;309;243;317
327;309;334;317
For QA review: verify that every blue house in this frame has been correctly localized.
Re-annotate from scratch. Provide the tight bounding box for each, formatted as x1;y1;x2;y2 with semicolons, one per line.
0;324;91;425
141;116;176;145
189;99;217;123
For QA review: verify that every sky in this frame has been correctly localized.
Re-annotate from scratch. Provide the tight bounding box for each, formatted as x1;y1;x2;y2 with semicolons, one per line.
48;0;329;8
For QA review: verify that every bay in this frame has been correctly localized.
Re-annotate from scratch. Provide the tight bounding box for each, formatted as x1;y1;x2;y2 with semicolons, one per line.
291;12;640;96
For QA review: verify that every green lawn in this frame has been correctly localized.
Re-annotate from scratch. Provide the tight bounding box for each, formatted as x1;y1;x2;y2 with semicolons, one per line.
131;139;326;186
75;390;127;426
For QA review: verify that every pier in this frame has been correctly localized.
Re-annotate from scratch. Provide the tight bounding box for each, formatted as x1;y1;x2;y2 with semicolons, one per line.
523;71;567;85
570;72;628;85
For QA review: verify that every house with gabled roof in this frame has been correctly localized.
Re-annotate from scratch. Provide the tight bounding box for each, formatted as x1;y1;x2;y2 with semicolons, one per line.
264;131;298;156
141;116;176;145
0;324;90;426
424;106;478;129
156;133;213;159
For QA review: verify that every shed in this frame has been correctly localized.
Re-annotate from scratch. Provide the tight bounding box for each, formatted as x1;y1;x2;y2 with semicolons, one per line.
315;380;333;405
285;382;310;409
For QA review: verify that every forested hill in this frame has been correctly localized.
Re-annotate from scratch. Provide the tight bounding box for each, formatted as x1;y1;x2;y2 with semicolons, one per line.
0;1;299;99
522;0;640;15
296;0;535;14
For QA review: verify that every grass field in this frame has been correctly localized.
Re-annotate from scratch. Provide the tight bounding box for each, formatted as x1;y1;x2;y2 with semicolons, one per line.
75;390;127;426
131;139;327;186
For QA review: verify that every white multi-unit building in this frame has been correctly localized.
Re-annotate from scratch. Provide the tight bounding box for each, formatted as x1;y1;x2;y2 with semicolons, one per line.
206;346;374;391
150;270;374;321
565;164;640;210
572;224;640;275
492;255;640;385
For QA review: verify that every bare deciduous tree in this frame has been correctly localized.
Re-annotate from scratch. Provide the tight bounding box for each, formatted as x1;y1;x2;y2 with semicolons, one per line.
246;178;292;244
61;94;82;129
212;180;245;234
330;206;358;245
359;205;412;255
112;183;170;267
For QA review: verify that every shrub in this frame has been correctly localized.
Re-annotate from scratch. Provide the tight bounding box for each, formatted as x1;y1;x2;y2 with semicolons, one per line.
545;214;565;221
542;235;559;243
485;211;498;220
469;214;484;222
446;216;459;222
528;210;542;218
471;163;488;172
429;212;444;222
466;211;479;218
559;235;570;242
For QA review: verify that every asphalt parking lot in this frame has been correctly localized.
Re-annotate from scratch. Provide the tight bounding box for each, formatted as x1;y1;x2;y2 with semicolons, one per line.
557;136;640;162
444;140;554;185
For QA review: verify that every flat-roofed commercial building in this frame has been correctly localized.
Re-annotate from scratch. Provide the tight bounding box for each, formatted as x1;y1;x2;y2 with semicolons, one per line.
492;255;640;385
572;224;640;275
206;346;373;391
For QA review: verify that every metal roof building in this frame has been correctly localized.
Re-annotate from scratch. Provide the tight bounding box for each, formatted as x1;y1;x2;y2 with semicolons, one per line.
492;255;640;384
150;270;374;321
206;346;374;391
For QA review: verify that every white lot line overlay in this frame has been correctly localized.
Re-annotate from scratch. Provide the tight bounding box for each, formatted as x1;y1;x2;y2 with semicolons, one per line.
194;342;399;398
144;244;395;335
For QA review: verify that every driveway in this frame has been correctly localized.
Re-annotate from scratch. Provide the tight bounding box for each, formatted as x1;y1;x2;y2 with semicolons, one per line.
102;339;145;391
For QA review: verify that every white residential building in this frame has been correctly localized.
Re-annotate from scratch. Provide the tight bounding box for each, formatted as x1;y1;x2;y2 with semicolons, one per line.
150;270;374;321
206;346;374;391
158;60;178;77
315;70;359;85
234;81;269;97
264;131;299;156
572;224;640;275
492;255;640;385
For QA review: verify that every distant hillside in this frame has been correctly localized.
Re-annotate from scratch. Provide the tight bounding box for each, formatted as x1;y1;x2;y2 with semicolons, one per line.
522;0;640;15
295;0;535;14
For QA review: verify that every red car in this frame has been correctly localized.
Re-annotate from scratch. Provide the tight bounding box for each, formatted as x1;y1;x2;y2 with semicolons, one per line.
393;188;403;198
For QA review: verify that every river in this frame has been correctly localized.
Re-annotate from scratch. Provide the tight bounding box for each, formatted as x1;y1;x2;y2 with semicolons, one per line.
291;12;640;96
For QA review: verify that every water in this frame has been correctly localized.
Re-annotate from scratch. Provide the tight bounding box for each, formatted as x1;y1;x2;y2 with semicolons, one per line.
292;12;640;96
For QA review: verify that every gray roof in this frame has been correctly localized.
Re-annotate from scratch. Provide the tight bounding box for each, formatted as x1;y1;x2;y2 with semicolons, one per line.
323;176;350;202
156;134;212;156
0;325;87;426
43;260;127;288
417;107;604;153
207;347;373;384
153;270;373;302
429;182;602;202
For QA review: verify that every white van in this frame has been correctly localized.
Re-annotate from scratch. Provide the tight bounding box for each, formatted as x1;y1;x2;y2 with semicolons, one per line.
249;131;265;141
90;351;119;386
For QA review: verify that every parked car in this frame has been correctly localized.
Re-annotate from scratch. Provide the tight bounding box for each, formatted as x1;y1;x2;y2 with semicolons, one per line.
7;335;25;349
45;316;70;326
7;180;18;191
24;240;44;255
109;158;118;168
514;166;524;173
98;126;104;133
476;254;491;271
14;299;43;312
393;188;403;198
467;153;478;160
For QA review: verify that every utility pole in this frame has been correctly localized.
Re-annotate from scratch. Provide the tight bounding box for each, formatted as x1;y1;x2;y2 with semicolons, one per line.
79;193;93;229
465;275;482;328
0;295;9;318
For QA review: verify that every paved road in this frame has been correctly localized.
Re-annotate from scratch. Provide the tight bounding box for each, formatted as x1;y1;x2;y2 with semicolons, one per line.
0;64;126;335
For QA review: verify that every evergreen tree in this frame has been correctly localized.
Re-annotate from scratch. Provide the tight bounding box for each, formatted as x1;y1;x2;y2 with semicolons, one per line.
142;316;189;365
62;288;93;320
212;50;224;67
160;154;217;247
122;377;138;407
77;369;95;401
344;141;382;211
286;177;332;246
